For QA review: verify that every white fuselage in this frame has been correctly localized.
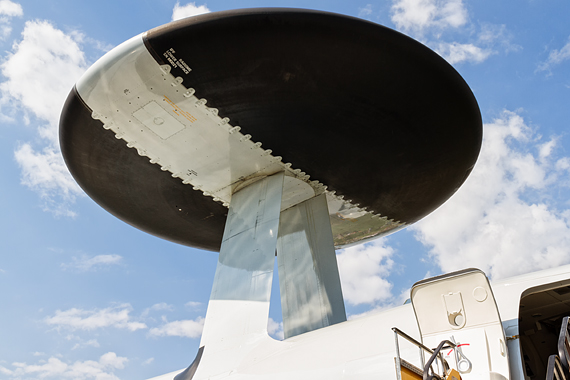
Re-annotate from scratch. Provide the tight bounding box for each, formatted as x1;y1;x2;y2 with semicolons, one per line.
148;264;570;380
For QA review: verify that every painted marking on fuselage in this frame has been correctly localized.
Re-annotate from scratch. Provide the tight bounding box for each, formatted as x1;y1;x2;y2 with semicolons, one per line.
164;96;197;123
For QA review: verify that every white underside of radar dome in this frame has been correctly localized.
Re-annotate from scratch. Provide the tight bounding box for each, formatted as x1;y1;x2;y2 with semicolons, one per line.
75;33;403;248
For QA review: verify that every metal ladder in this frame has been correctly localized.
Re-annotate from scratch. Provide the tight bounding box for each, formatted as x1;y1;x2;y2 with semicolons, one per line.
546;316;570;380
393;328;460;380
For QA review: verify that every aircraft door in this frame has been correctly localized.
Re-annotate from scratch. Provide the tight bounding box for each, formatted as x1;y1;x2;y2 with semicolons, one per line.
411;268;510;380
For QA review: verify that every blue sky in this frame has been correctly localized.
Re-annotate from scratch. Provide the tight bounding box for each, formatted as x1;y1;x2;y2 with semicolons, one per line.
0;0;569;379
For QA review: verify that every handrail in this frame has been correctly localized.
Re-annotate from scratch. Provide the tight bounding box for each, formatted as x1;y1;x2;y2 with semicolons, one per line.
423;339;456;380
392;328;454;380
392;327;437;356
558;316;570;374
546;355;568;380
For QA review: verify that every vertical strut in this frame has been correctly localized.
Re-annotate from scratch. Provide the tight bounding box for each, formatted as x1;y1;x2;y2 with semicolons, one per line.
199;172;284;350
277;194;346;339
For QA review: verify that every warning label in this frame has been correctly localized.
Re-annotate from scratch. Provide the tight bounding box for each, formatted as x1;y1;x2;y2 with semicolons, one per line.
163;48;192;74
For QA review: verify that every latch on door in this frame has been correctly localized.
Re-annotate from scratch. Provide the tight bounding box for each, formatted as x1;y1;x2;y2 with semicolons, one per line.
443;292;466;329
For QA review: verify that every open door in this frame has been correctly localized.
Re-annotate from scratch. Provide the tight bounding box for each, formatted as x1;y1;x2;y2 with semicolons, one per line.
411;269;510;380
518;283;570;379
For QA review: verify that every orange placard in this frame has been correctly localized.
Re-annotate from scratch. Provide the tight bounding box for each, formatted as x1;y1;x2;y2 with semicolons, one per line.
446;368;461;380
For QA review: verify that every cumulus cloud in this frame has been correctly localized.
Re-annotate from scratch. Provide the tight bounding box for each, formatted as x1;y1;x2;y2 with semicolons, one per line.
148;302;174;311
336;239;395;305
412;110;570;280
436;41;493;64
171;2;210;21
267;317;284;340
537;36;570;73
1;20;87;215
142;357;154;365
149;317;204;338
72;339;100;351
556;157;570;172
477;23;521;53
45;304;147;332
185;301;202;308
0;0;22;40
391;0;468;35
0;352;127;380
61;254;123;272
14;144;81;217
1;20;87;138
358;4;374;19
346;286;413;320
141;302;175;317
0;0;21;16
390;0;518;66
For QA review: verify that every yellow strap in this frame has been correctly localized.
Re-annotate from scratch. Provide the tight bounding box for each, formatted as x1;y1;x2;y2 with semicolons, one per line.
446;369;461;380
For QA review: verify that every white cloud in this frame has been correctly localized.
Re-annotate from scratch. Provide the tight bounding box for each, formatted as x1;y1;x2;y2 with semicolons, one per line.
148;302;174;312
0;366;12;375
358;4;373;19
390;0;518;66
141;302;174;317
99;352;127;370
346;287;412;319
1;20;87;215
45;304;147;332
0;352;127;379
537;36;570;73
412;110;570;280
72;339;100;350
267;317;284;340
0;0;22;16
336;239;395;305
142;357;154;365
61;254;123;272
185;301;202;308
477;23;521;53
14;144;82;217
149;317;204;338
1;20;87;135
436;41;493;64
391;0;467;35
539;138;558;161
171;2;210;21
0;0;22;40
556;157;570;171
